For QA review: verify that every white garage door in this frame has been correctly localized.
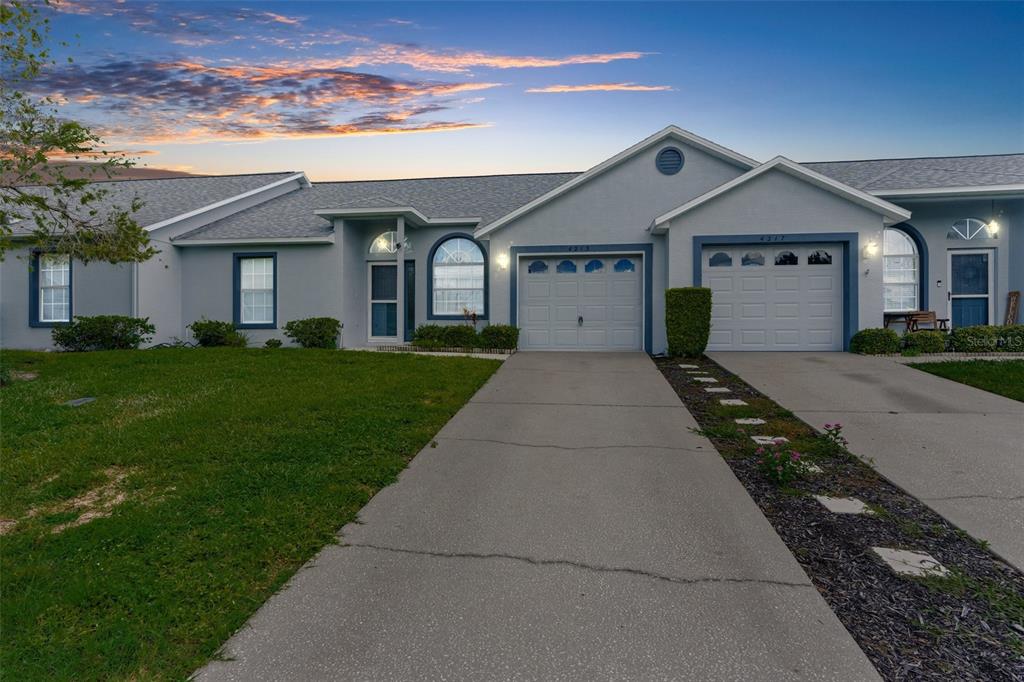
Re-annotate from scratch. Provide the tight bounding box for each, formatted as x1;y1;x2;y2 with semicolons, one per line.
518;255;642;350
702;244;843;351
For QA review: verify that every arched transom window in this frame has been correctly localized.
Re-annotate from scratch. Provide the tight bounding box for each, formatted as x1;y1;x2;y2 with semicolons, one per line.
431;236;485;316
369;231;412;255
947;218;997;240
883;228;918;312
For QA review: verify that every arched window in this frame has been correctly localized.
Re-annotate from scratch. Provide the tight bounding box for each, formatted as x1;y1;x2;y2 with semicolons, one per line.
527;260;548;274
556;260;577;274
368;230;411;255
947;217;997;240
774;251;798;266
883;228;918;312
584;259;604;273
613;258;635;273
430;236;486;317
708;252;732;267
741;251;764;267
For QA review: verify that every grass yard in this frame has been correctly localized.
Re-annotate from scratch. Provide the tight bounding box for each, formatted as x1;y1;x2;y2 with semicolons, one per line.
909;359;1024;402
0;348;499;681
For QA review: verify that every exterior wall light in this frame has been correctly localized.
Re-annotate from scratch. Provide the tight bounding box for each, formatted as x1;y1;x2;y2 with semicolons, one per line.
496;252;510;270
863;241;879;258
988;219;1000;235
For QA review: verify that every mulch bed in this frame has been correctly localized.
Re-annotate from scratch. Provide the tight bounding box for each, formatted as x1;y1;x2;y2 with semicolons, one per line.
655;356;1024;681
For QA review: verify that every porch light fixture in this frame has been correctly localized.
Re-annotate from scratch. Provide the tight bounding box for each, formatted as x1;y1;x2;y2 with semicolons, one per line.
863;240;879;258
987;219;1000;235
496;252;510;270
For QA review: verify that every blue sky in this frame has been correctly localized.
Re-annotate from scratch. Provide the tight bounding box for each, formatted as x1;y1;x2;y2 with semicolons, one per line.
44;1;1024;180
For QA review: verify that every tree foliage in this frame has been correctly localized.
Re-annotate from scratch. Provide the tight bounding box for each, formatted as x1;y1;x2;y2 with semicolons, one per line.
1;0;154;263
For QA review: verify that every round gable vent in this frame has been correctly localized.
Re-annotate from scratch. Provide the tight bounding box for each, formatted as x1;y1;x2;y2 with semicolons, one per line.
656;147;684;175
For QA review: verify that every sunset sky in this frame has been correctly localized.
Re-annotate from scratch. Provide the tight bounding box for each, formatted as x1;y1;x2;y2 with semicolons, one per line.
44;1;1024;180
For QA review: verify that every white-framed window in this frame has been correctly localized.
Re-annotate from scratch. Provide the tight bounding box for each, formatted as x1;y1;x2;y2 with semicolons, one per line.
947;217;998;240
39;254;71;323
369;231;412;255
431;236;485;317
883;228;918;312
238;256;275;325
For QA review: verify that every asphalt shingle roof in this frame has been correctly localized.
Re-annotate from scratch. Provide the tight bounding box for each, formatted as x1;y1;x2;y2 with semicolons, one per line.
177;172;580;241
8;172;297;235
803;154;1024;192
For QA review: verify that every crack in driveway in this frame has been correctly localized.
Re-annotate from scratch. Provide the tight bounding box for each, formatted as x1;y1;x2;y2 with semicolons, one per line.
436;436;707;453
344;542;812;590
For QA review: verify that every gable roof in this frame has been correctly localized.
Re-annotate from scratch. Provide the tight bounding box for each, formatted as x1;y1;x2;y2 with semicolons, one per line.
804;153;1024;197
175;172;578;241
473;126;758;238
650;156;911;233
8;172;303;235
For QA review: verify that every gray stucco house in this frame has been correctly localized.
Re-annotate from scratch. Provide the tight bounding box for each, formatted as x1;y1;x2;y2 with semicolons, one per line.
3;126;1022;352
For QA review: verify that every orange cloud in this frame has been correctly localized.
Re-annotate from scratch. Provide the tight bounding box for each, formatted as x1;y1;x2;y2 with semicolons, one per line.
304;47;650;73
526;83;674;93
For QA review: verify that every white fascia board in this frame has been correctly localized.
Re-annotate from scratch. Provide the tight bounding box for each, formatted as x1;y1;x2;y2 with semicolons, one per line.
172;235;335;246
650;156;912;233
474;125;758;239
313;207;480;226
144;172;310;232
871;183;1024;199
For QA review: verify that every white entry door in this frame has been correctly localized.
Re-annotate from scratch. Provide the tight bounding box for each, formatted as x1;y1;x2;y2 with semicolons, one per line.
518;255;642;351
702;244;843;351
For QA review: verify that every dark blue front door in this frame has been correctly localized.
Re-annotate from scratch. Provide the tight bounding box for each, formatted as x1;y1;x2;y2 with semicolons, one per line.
950;252;990;327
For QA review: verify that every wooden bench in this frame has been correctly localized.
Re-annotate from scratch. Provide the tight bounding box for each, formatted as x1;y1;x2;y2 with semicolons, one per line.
907;311;950;332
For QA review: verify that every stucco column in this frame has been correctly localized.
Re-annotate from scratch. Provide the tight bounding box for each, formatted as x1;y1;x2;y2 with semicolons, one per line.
395;216;405;342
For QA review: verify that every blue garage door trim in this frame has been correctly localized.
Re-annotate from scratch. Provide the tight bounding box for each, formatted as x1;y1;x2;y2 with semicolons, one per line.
692;233;858;351
510;243;654;353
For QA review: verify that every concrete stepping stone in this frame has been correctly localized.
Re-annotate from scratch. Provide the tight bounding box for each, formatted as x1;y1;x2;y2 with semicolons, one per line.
751;436;788;445
802;463;824;474
720;399;747;406
814;495;872;515
872;547;949;577
735;418;766;425
677;364;699;369
686;370;709;374
693;377;718;383
63;397;96;407
704;387;730;393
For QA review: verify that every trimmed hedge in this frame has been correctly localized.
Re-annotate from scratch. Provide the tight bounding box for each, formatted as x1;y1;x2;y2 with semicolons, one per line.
949;325;1000;352
850;328;900;355
665;287;711;358
1002;325;1024;352
283;317;341;349
51;315;156;351
188;318;248;347
904;330;946;354
411;323;520;350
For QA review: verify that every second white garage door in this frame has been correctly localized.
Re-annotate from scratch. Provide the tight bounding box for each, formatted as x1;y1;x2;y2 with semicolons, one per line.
518;255;642;351
702;244;843;351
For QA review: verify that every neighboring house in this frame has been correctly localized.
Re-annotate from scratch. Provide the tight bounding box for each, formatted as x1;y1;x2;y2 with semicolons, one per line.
2;126;1022;352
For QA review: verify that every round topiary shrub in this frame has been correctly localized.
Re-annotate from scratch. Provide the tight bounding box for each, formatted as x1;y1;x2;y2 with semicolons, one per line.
849;328;900;355
282;317;341;349
188;318;248;347
904;330;946;354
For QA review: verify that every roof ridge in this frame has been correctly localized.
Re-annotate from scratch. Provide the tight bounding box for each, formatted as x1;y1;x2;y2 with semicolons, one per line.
311;171;582;185
804;152;1024;164
15;170;299;188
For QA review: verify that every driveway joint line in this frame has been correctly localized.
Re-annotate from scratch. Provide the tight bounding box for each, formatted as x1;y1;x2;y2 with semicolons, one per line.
471;400;686;408
434;436;708;453
343;542;814;590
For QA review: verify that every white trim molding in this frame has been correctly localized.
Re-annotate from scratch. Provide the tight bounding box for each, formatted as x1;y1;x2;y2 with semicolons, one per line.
475;125;758;239
650;156;912;233
171;235;335;246
314;207;480;227
871;183;1024;199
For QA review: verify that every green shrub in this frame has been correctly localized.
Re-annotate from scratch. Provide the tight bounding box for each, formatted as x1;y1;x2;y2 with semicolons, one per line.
0;364;10;387
442;324;480;348
480;324;519;349
188;318;248;347
904;330;946;354
665;287;711;357
949;325;999;352
264;338;283;349
51;315;156;351
998;324;1024;352
283;317;341;349
411;324;446;348
849;328;900;355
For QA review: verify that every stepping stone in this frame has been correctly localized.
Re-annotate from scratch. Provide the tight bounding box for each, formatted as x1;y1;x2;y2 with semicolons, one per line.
814;495;872;515
677;364;699;369
802;463;824;474
735;418;766;425
705;387;730;393
63;397;96;407
872;547;949;577
693;377;718;383
720;399;747;406
686;370;709;374
751;436;788;445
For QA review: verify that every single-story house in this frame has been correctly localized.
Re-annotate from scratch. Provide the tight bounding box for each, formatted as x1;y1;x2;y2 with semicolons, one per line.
3;126;1022;352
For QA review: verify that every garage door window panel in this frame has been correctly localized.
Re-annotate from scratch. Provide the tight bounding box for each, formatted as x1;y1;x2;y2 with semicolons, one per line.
741;252;764;266
708;252;732;267
613;259;635;273
775;251;798;266
556;260;577;274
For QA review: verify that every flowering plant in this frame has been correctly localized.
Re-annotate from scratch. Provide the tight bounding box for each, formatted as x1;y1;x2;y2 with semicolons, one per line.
756;439;803;485
823;423;849;449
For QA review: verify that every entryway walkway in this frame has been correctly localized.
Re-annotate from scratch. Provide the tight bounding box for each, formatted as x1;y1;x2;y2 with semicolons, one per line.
196;352;876;680
712;352;1024;571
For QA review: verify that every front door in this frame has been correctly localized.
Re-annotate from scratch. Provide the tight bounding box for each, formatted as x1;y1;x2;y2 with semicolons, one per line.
369;263;398;340
948;250;993;328
404;260;415;342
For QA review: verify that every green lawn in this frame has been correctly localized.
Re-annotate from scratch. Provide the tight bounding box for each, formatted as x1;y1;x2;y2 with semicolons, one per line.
909;359;1024;402
0;348;499;681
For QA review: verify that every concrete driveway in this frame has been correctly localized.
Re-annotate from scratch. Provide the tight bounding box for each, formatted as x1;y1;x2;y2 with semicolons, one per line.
196;352;876;681
712;352;1024;571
